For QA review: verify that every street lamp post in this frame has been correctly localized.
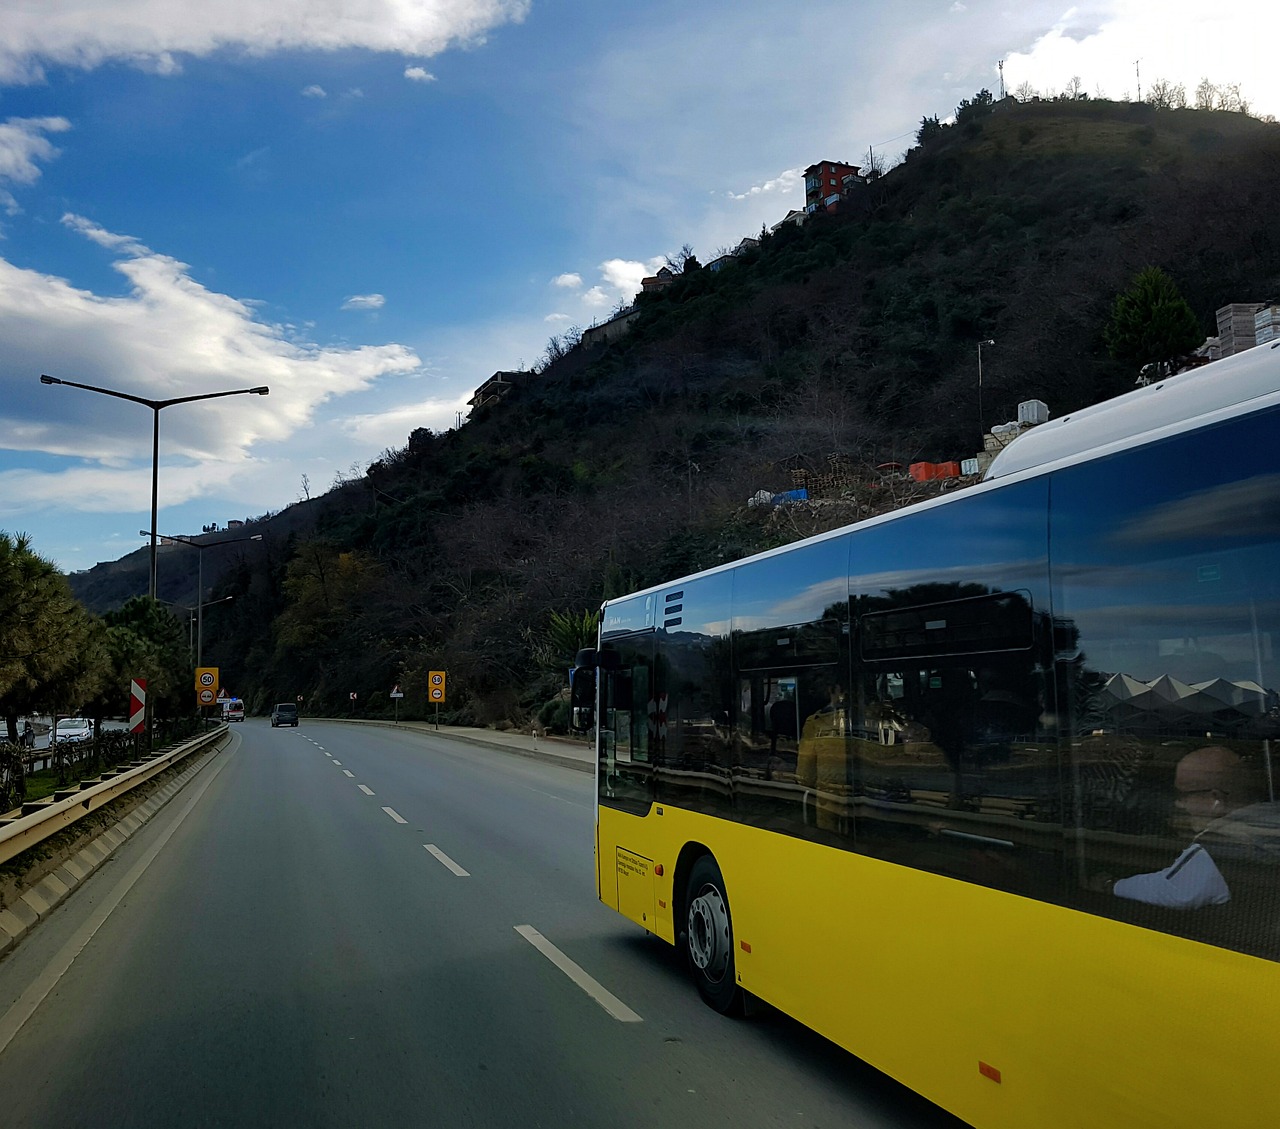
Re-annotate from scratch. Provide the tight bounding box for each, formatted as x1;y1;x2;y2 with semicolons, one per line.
977;339;995;443
146;531;262;666
159;596;234;665
40;375;269;601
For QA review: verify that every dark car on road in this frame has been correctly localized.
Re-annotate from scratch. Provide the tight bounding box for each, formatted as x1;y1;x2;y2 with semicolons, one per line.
271;703;299;727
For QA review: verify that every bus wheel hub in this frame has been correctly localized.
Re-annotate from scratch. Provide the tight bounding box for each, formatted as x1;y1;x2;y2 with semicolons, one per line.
688;885;729;980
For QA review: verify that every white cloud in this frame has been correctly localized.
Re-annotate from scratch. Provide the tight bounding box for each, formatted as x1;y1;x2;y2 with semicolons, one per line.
342;293;386;311
581;286;610;308
725;167;802;201
341;395;471;449
1005;1;1278;115
544;312;571;323
599;257;664;299
0;217;420;514
404;66;437;83
0;116;71;186
950;2;967;11
551;272;582;289
301;84;327;98
0;1;532;84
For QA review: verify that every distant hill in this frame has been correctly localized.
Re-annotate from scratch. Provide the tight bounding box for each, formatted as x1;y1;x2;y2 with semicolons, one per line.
72;98;1280;724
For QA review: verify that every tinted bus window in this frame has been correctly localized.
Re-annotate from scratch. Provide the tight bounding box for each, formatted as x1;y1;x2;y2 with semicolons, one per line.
598;634;656;816
730;536;851;838
1050;406;1280;960
652;573;735;818
849;481;1061;899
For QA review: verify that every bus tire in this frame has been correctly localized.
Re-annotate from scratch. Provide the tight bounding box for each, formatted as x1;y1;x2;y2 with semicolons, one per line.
684;854;744;1015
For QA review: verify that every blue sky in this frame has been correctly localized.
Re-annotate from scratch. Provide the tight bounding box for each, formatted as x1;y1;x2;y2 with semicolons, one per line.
0;0;1273;573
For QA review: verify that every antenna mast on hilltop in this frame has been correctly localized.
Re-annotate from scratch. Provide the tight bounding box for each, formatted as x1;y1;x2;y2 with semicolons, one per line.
998;60;1005;100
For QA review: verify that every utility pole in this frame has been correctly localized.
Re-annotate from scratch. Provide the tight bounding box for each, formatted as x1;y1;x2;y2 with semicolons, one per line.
998;60;1005;100
1135;59;1141;103
978;339;995;443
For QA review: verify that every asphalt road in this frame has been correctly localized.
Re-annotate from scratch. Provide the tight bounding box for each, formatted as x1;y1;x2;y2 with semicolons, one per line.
0;720;966;1128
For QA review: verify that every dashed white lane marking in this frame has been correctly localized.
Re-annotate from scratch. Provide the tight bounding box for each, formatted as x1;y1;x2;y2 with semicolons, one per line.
343;770;354;778
382;807;407;824
324;752;332;757
332;760;342;766
357;784;375;796
424;844;470;877
514;925;642;1023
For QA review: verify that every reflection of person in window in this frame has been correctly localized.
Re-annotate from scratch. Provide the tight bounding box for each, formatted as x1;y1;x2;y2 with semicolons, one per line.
798;684;847;829
1104;746;1264;909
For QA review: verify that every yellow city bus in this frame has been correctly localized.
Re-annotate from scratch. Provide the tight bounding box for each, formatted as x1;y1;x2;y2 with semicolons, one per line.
573;340;1280;1128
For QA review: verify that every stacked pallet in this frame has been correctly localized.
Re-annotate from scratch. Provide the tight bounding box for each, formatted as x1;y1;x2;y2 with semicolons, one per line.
1216;302;1263;357
1255;304;1280;346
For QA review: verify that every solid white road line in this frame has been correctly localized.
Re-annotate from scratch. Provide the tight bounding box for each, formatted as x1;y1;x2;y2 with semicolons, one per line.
424;844;470;877
514;925;642;1023
342;770;354;778
357;784;375;796
0;742;236;1057
382;807;407;824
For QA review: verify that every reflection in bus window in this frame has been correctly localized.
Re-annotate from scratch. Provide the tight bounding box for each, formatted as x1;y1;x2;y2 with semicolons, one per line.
1052;407;1280;960
653;573;734;818
848;482;1062;900
599;638;655;815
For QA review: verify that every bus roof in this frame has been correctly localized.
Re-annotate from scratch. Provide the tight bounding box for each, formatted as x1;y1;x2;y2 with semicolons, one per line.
986;340;1280;480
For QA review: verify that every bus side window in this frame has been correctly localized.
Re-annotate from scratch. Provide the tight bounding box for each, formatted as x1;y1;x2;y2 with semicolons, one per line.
1051;414;1280;961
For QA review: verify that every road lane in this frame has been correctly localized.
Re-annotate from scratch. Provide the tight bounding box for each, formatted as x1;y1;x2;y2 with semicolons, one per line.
0;719;964;1128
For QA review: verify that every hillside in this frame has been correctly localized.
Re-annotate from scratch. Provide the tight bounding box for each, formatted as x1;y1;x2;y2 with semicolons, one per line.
72;98;1280;725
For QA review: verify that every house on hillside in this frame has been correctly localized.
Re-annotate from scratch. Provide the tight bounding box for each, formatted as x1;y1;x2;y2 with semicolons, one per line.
468;370;527;412
769;209;808;234
640;265;677;293
803;160;860;213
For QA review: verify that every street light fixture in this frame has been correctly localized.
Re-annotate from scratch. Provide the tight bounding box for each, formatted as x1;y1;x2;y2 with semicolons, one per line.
159;596;235;663
977;340;995;443
144;530;263;666
40;374;269;601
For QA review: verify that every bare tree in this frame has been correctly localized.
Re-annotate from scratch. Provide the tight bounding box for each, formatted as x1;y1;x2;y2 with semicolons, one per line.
862;145;886;179
1194;78;1249;113
1014;80;1037;102
1146;78;1187;109
664;243;698;273
1064;75;1085;100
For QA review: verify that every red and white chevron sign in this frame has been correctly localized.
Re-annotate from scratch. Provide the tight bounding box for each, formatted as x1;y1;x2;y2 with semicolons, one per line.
129;679;147;734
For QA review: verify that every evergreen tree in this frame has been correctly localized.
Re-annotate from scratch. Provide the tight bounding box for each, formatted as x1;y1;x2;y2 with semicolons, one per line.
1104;267;1204;372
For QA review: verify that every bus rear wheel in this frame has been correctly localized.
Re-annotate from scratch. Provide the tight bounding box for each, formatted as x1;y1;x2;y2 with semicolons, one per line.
685;855;744;1015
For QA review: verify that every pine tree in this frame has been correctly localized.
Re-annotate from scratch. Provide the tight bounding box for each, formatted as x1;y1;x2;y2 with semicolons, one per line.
1103;267;1203;373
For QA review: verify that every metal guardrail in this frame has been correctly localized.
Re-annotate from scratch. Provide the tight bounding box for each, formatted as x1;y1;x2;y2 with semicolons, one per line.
0;724;227;867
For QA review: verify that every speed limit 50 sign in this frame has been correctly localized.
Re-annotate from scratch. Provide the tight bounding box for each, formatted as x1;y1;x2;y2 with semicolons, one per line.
428;670;447;703
195;667;220;706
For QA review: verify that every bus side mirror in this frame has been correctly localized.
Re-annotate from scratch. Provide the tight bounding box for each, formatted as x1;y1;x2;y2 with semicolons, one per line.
570;667;596;731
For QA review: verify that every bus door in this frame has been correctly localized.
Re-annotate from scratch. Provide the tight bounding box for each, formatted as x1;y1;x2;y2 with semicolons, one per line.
598;634;658;925
599;634;656;814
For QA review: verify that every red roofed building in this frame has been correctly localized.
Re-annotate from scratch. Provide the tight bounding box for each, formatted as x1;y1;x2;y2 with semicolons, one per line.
803;160;860;213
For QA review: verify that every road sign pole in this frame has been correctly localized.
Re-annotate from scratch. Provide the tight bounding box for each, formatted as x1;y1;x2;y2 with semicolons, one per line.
435;701;439;731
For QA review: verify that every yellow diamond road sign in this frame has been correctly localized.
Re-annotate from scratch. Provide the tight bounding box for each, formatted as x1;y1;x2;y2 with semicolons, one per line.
429;670;446;703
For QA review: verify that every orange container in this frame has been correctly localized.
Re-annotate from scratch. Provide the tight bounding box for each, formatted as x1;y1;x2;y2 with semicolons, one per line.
909;462;936;481
935;461;961;478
